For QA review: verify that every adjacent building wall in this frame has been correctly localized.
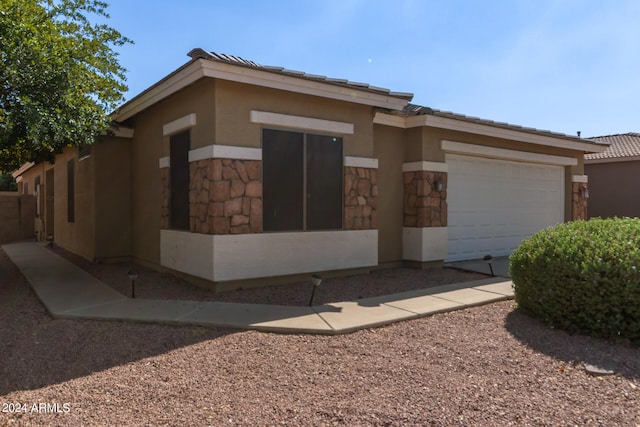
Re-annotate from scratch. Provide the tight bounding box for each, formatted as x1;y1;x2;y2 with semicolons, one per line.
0;192;34;244
586;160;640;218
93;137;132;260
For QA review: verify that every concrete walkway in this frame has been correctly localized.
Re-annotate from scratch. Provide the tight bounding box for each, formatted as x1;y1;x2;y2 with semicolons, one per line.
2;242;514;335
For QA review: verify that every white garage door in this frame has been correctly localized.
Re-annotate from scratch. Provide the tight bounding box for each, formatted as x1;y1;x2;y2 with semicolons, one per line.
446;154;564;261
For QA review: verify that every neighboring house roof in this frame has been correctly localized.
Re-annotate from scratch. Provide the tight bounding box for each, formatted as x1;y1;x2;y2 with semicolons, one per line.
585;133;640;162
187;48;414;101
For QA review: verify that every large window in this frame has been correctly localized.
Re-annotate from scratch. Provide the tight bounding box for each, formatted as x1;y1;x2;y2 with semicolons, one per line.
262;128;343;232
169;130;190;230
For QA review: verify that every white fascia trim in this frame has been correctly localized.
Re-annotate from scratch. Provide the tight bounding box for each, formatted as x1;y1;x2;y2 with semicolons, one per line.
585;155;640;164
442;140;578;166
344;156;378;169
113;61;205;122
402;161;448;173
250;110;354;135
15;176;23;183
204;61;409;111
188;144;262;163
159;156;170;168
163;113;197;136
572;175;588;183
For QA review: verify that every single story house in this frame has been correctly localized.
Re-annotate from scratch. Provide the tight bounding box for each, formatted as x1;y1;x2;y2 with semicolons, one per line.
13;48;606;289
585;133;640;218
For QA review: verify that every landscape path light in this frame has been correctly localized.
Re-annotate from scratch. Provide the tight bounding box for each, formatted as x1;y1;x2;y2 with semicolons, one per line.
128;269;139;298
309;274;322;306
483;255;494;277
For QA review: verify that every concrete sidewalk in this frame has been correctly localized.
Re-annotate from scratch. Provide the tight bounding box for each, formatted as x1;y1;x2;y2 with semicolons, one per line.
2;242;514;335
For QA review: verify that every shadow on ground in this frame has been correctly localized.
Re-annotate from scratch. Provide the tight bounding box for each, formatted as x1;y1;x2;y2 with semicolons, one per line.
504;308;640;381
0;249;236;395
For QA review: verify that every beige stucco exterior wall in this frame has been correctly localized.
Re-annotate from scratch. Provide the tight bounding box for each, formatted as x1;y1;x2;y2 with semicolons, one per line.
93;137;132;260
51;147;96;260
214;80;375;157
128;107;163;265
586;160;640;218
15;140;132;261
126;77;378;267
373;124;405;264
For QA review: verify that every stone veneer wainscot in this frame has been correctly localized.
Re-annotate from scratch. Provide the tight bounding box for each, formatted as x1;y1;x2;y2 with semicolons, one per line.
572;182;588;221
344;166;378;230
161;158;263;234
403;171;447;227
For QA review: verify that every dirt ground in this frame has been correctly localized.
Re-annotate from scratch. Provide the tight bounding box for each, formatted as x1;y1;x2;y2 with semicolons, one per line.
1;247;639;426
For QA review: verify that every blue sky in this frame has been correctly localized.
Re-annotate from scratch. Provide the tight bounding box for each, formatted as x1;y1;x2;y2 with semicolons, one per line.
103;0;639;138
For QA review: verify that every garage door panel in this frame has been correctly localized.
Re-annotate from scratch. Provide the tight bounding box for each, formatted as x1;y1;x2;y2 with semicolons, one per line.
446;154;564;261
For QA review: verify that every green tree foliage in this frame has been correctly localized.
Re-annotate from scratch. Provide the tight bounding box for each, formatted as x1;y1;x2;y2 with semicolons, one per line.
0;0;131;170
0;171;17;191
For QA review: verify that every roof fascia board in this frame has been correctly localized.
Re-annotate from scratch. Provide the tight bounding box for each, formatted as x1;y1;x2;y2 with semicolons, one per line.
374;111;607;153
423;115;606;153
442;140;578;166
373;112;406;128
12;162;35;178
200;60;409;111
585;155;640;164
112;61;205;122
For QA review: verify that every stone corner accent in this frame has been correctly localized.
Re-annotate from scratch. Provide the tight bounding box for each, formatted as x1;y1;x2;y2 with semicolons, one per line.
403;170;447;227
572;182;588;221
185;158;262;235
344;166;377;230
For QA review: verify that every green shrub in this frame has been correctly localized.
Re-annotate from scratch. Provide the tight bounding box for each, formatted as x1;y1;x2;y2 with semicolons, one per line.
510;218;640;341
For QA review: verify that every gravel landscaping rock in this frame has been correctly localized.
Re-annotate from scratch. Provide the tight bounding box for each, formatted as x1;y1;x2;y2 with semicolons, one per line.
49;246;489;306
1;247;639;426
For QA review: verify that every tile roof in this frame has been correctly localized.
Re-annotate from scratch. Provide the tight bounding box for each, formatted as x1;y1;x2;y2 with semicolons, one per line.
398;104;600;145
188;48;414;101
585;133;640;160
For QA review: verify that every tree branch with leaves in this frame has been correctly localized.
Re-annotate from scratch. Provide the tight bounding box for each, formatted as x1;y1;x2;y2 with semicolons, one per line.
0;0;131;170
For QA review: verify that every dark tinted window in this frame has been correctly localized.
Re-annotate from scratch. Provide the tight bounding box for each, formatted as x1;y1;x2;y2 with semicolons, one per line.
306;134;343;230
263;129;304;231
169;131;190;230
262;129;343;232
